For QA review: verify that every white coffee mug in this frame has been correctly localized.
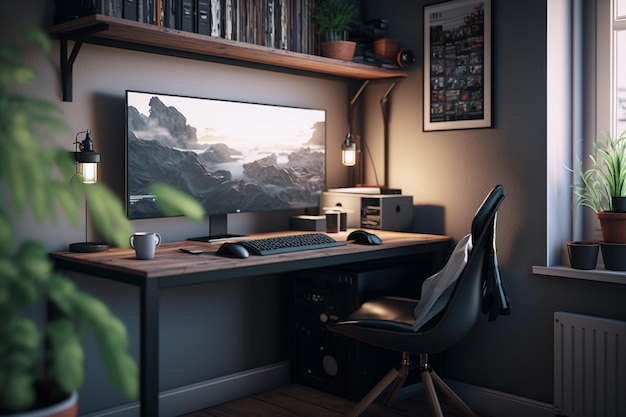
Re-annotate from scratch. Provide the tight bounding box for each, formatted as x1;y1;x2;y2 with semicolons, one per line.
130;232;161;260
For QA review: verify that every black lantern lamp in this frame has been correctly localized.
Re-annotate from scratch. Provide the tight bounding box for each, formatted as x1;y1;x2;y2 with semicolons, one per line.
73;129;100;184
69;129;108;253
341;133;357;167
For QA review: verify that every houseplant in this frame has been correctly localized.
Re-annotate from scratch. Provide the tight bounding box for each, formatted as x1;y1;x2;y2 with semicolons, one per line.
314;0;359;61
571;129;626;270
0;30;203;414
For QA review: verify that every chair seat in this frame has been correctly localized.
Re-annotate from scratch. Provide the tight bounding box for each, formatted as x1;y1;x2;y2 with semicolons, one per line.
337;296;418;331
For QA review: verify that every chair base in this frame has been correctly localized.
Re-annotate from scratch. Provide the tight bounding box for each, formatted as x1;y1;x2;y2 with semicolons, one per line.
345;353;479;417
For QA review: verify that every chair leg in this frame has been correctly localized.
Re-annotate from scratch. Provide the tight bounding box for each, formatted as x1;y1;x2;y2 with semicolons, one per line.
421;367;445;417
430;370;479;417
383;352;410;406
420;353;479;417
346;367;401;417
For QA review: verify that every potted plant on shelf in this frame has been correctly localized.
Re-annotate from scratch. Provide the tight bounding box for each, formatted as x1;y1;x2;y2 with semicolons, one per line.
314;0;359;61
0;30;204;415
571;129;626;270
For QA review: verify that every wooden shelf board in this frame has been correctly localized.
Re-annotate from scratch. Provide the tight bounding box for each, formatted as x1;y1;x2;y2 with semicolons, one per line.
49;14;409;80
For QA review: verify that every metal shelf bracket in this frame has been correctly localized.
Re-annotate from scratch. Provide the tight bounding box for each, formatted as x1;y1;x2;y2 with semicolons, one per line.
59;23;108;102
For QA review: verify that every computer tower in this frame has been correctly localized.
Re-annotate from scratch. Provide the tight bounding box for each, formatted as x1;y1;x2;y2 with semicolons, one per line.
320;192;413;231
292;262;424;401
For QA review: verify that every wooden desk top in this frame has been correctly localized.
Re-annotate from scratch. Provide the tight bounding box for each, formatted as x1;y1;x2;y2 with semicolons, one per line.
51;230;450;288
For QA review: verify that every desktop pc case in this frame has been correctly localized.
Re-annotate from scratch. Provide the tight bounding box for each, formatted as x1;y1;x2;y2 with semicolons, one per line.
291;262;425;401
320;192;413;231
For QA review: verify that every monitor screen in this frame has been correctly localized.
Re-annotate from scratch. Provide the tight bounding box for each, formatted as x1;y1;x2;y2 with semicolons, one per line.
125;91;326;221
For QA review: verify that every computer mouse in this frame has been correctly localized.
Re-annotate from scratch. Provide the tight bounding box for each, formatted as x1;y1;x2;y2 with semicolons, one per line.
347;230;382;245
216;242;249;258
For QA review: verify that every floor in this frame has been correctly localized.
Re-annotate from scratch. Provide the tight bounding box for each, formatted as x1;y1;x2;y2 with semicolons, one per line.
179;383;470;417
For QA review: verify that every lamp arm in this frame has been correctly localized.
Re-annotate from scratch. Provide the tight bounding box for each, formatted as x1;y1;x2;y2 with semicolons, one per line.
348;80;369;133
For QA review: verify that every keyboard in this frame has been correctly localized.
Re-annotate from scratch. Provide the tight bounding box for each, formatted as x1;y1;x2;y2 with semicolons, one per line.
238;233;346;255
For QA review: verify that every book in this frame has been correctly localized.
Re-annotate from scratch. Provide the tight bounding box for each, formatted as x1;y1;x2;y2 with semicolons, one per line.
123;0;138;20
197;0;210;34
181;0;194;32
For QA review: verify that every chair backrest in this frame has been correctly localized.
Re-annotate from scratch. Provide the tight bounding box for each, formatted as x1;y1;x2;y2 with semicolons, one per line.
411;185;506;354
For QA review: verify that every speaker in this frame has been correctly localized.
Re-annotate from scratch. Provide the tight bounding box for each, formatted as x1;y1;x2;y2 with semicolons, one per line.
292;263;423;400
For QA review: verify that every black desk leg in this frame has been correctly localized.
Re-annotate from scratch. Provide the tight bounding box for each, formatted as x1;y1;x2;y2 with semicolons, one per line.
140;280;159;417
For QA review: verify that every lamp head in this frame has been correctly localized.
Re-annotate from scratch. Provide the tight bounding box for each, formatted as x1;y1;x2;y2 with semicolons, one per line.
73;130;100;184
341;133;357;167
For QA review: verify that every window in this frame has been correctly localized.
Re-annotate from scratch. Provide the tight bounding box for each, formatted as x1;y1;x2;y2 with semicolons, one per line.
612;0;626;135
537;0;626;279
617;1;626;136
582;0;626;242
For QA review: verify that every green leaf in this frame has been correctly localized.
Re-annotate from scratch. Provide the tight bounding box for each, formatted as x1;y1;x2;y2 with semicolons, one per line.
0;371;35;412
72;292;138;399
84;184;134;248
6;318;39;355
150;183;205;222
46;273;79;316
0;210;14;257
51;182;80;226
46;319;84;393
16;240;52;283
23;28;52;53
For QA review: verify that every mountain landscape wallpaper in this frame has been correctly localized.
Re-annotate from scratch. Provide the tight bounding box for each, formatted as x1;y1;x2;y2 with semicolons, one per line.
125;92;326;219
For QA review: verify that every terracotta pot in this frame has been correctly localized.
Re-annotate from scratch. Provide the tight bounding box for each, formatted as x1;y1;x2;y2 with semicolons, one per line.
321;41;357;61
567;241;600;270
374;38;398;58
1;392;78;417
597;211;626;243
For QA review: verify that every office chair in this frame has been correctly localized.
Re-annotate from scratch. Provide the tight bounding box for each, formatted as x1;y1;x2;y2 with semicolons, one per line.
328;185;509;417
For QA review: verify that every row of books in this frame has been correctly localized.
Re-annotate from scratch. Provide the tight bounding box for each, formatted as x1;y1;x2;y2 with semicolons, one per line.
55;0;318;55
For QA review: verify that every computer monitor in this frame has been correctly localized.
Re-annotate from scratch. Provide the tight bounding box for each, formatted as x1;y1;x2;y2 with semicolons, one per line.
125;90;326;238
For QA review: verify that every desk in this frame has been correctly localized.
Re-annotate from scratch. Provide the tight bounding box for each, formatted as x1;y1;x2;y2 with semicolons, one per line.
50;229;450;417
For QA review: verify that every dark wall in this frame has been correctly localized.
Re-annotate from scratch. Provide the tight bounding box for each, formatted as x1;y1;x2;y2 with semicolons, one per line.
4;0;626;411
364;0;626;404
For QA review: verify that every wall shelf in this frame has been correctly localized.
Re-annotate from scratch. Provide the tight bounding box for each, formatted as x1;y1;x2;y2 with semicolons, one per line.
49;14;409;102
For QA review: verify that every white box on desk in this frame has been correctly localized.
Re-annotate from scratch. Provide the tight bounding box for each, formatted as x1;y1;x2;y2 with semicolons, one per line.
320;192;413;231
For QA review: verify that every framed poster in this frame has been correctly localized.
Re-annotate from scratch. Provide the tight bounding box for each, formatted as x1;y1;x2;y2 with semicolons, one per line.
423;0;492;131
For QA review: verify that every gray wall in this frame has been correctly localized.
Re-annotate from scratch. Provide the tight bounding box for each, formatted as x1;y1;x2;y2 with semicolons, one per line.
4;0;626;413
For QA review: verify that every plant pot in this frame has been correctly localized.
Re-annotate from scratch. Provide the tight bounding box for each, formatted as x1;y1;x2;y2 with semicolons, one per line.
567;241;600;270
600;242;626;271
612;196;626;212
321;41;357;61
0;392;78;417
597;211;626;243
374;38;398;58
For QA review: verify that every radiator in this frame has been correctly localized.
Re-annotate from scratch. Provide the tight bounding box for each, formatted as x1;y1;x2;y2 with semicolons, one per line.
554;312;626;417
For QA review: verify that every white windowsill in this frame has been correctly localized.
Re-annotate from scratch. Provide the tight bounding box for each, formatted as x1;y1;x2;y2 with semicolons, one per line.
532;265;626;284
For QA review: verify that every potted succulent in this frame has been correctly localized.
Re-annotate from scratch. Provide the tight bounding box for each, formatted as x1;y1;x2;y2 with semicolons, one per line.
314;0;359;61
570;129;626;270
0;30;203;415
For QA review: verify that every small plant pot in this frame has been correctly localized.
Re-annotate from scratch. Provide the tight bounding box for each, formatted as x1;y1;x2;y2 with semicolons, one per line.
597;211;626;243
374;38;398;58
600;242;626;271
612;196;626;212
321;41;357;61
567;241;600;270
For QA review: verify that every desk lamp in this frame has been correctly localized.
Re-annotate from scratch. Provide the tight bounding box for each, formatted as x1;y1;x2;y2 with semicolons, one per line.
341;133;357;166
68;130;109;253
341;81;369;186
341;80;398;189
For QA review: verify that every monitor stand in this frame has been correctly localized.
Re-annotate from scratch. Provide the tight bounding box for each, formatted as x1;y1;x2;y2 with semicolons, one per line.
187;214;243;242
